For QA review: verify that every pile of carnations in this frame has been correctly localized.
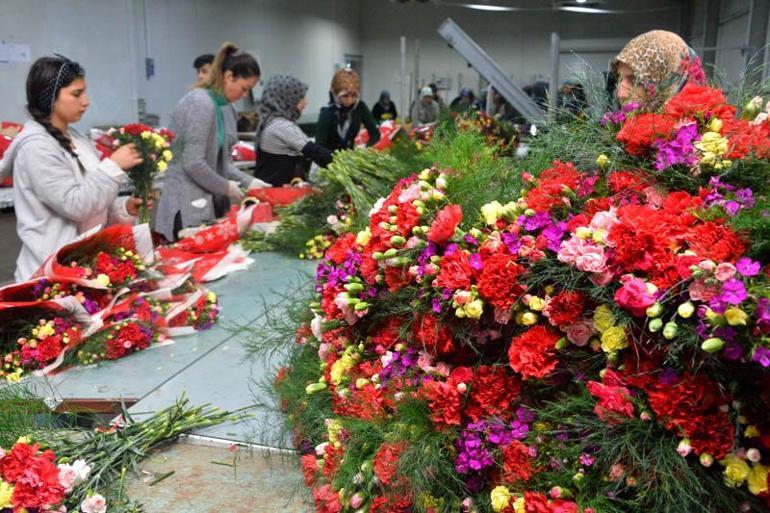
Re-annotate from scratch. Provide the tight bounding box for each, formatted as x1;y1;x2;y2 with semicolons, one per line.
0;436;104;513
271;84;770;513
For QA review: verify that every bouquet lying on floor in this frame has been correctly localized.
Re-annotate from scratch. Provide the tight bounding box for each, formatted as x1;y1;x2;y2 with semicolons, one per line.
270;84;770;513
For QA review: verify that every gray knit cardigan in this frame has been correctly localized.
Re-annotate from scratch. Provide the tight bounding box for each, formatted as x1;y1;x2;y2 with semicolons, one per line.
155;88;253;240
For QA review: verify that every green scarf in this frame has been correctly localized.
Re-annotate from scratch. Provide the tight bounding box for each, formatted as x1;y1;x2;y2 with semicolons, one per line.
206;89;228;149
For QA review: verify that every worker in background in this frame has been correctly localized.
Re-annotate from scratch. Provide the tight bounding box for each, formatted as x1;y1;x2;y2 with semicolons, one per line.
450;87;478;115
371;90;398;124
193;54;215;83
428;82;447;112
410;86;440;126
316;68;380;153
156;42;269;242
255;74;332;185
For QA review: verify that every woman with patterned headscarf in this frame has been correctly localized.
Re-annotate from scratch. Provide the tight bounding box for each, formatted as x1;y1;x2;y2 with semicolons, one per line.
316;67;380;152
612;30;706;110
255;74;332;185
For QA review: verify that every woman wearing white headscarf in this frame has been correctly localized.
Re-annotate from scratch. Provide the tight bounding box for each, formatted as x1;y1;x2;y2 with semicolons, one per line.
255;74;332;185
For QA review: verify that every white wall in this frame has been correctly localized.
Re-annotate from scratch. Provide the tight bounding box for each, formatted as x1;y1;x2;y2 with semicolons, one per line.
0;0;139;128
358;0;685;111
0;0;360;128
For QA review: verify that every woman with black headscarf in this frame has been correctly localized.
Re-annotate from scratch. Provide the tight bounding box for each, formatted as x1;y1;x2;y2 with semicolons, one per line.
371;90;397;124
255;74;332;185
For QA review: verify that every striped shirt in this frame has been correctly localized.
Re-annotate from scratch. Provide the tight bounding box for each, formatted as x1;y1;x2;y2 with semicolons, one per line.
259;117;308;156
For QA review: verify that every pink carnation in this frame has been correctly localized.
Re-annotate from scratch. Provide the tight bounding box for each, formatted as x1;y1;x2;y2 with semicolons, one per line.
558;237;608;274
589;209;619;234
564;320;594;346
614;275;655;316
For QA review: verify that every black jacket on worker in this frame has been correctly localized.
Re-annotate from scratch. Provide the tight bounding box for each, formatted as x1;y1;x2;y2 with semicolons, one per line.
315;101;380;153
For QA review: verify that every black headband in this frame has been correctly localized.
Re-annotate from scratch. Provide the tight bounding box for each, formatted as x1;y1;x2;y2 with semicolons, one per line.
38;54;85;115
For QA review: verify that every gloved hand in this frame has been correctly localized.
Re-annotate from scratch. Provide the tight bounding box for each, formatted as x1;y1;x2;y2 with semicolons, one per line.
227;180;245;202
249;178;271;189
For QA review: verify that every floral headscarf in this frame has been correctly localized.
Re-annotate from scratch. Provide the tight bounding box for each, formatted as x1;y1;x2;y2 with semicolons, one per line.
612;30;706;109
256;74;308;141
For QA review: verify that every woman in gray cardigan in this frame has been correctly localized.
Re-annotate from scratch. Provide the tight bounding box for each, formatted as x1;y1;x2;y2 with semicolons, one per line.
156;42;268;241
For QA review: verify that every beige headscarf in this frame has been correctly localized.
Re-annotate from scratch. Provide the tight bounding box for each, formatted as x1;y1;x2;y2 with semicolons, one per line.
612;30;706;108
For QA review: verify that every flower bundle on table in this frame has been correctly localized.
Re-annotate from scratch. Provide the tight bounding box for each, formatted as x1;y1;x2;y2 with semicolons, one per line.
277;118;770;512
455;112;519;157
110;123;175;223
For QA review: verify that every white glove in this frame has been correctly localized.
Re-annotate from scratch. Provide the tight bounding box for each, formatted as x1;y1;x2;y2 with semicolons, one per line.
249;178;270;189
227;180;245;202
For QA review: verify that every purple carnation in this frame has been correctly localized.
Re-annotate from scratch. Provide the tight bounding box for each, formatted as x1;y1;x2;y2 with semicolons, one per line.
752;346;770;368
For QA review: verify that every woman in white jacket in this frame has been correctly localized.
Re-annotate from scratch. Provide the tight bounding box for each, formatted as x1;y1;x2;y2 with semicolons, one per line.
0;55;144;282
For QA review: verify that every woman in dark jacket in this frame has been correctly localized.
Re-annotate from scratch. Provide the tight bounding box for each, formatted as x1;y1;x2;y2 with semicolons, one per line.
315;68;379;154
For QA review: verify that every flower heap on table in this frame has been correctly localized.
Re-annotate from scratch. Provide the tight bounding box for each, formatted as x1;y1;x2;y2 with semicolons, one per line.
277;84;770;513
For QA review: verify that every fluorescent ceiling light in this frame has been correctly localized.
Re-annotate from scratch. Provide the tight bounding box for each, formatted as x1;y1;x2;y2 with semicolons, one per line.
575;0;588;3
560;6;614;13
464;3;518;11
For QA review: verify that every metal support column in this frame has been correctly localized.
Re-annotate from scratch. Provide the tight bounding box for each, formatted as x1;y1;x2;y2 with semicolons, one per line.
400;36;408;125
702;0;721;69
746;0;770;85
549;32;560;120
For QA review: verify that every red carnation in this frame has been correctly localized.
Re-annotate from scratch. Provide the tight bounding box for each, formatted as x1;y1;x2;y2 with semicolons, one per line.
523;492;550;513
313;484;342;513
384;266;411;293
301;454;319;487
607;170;652;194
412;314;455;357
427;204;462;244
371;317;405;353
122;123;154;136
436;250;475;290
663;84;735;121
0;442;65;510
524;163;582;212
422;379;462;427
586;379;635;425
500;440;533;483
616;113;676;156
324;232;357;265
373;441;407;485
396;202;422;235
477;253;526;310
508;325;561;380
544;290;587;327
685;222;745;263
466;365;521;421
35;334;64;364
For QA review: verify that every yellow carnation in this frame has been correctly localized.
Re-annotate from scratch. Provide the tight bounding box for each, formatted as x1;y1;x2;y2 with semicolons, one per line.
596;154;610;168
158;161;168;172
722;454;750;488
593;305;615;333
463;299;484;320
724;307;748;326
356;228;371;246
490;486;511;512
601;326;628;353
481;201;504;226
162;150;173;161
0;481;13;509
748;464;769;495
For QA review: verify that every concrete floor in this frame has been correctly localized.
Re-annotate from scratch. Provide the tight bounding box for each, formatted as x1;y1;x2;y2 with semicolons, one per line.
0;211;20;284
125;442;312;513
